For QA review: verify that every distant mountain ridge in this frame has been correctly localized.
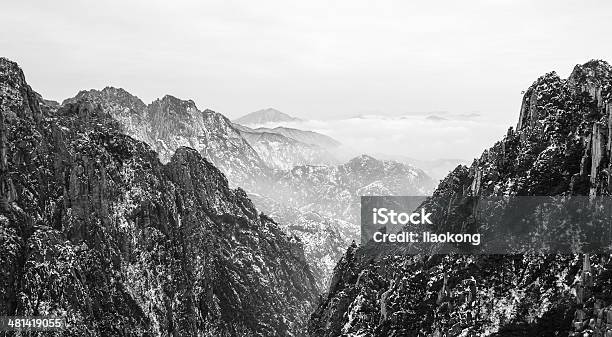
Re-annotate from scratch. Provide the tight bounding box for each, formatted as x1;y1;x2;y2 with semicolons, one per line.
234;107;301;125
372;153;468;181
238;124;341;148
234;123;341;170
239;130;339;170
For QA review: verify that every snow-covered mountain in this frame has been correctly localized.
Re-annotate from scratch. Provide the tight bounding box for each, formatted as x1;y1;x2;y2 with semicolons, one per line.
63;88;355;290
0;57;317;336
234;107;301;125
61;88;435;295
309;60;612;337
65;88;270;190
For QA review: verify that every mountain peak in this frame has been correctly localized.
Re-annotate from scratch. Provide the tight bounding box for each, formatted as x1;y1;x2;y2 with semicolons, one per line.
352;154;377;162
0;57;43;121
75;86;143;103
581;59;611;72
0;57;23;77
569;59;612;88
98;86;141;100
150;94;199;113
0;57;28;93
101;86;130;94
64;87;147;117
234;108;301;125
345;154;381;169
160;94;196;106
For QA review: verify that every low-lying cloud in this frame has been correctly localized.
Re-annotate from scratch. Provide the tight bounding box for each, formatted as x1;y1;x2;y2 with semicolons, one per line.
249;113;510;162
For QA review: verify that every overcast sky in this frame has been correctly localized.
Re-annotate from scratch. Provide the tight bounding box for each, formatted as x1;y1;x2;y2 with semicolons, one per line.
2;0;611;159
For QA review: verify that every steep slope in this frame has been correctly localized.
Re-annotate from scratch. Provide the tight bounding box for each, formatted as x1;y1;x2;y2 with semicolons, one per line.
248;193;354;292
234;108;301;125
65;88;269;190
0;58;317;336
309;60;612;336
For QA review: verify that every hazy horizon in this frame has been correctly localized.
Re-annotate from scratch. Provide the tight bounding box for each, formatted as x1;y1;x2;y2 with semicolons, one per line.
2;0;611;161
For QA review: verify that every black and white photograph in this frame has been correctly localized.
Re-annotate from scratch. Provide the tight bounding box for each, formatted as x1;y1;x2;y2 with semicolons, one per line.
1;1;612;336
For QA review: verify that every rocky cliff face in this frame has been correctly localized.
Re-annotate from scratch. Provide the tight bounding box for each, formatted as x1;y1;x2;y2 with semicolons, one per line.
309;60;612;336
66;88;270;191
248;193;354;293
0;58;317;336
